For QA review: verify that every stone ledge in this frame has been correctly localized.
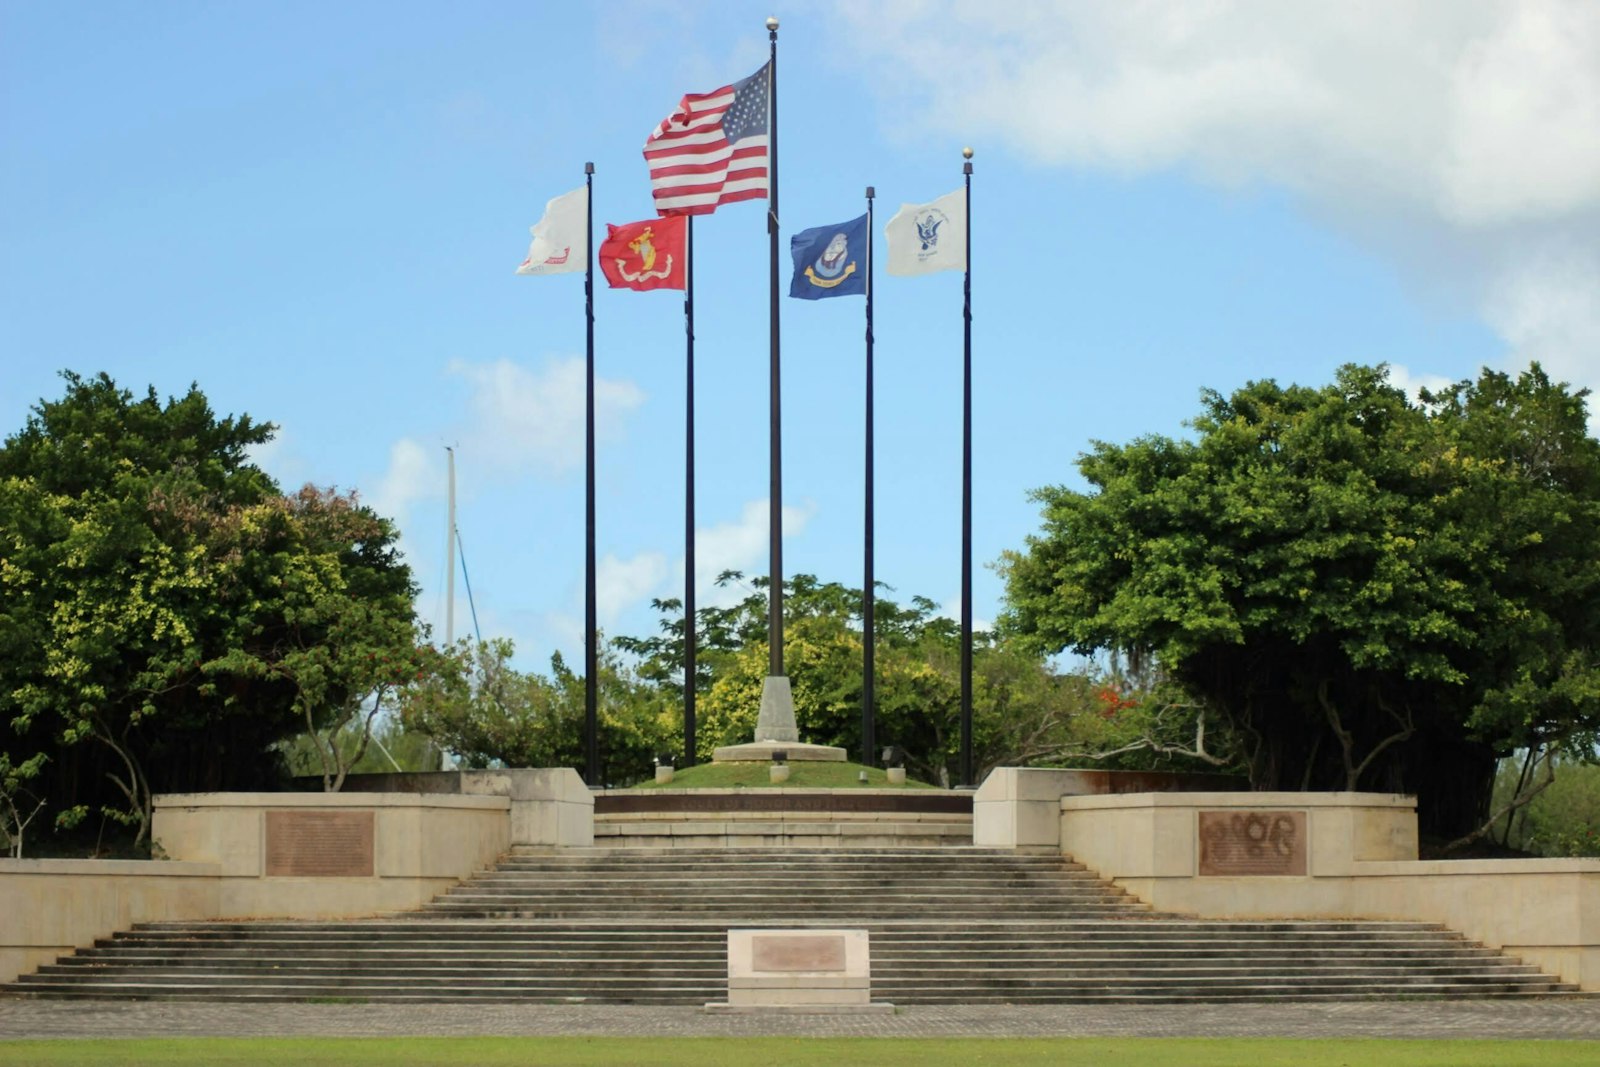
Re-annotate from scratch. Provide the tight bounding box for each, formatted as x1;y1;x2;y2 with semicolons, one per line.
711;741;847;763
595;834;967;848
594;811;972;824
595;792;971;815
614;788;941;797
0;859;221;877
1060;791;1415;812
154;792;510;812
592;821;972;838
703;1002;895;1015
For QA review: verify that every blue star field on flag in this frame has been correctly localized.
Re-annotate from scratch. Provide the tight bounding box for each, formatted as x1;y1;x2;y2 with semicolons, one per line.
720;63;769;144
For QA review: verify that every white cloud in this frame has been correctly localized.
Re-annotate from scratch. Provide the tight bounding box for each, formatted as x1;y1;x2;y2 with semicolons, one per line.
545;610;584;653
367;437;442;531
449;356;645;481
597;550;670;627
245;427;294;485
688;498;817;608
1482;247;1600;429
833;1;1599;226
368;355;646;524
830;0;1600;414
935;595;993;636
568;498;822;640
1440;2;1600;226
1385;363;1456;405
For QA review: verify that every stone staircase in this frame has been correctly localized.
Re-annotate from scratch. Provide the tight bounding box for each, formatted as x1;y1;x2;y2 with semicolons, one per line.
5;846;1585;1003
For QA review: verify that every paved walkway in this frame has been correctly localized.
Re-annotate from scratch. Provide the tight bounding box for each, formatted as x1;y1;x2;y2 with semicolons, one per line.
3;998;1599;1040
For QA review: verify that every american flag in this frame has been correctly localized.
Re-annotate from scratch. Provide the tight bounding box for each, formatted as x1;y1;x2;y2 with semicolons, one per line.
643;62;770;216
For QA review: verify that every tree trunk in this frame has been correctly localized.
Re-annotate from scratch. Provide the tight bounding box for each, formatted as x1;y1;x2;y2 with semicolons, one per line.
1223;693;1496;839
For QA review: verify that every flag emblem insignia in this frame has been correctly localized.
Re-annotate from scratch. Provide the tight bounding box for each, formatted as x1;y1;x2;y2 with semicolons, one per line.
788;213;868;300
618;226;673;283
806;232;855;287
914;210;946;253
599;215;687;291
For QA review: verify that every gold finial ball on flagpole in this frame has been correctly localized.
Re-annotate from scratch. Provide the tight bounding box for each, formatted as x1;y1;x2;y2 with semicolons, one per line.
962;146;974;160
766;16;779;30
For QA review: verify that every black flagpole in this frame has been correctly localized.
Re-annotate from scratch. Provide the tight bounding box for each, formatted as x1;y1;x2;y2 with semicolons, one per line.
683;216;697;767
863;185;876;769
959;147;974;789
766;16;784;678
584;160;599;788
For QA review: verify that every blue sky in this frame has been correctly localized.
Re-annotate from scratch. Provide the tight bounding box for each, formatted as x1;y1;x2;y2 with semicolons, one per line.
4;2;1597;672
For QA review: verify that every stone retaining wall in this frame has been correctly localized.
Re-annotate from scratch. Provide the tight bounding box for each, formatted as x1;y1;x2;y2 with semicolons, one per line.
0;858;220;984
152;791;510;918
1055;790;1600;991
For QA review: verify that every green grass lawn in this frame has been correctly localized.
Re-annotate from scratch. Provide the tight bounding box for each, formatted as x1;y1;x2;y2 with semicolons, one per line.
2;1037;1596;1066
636;760;934;789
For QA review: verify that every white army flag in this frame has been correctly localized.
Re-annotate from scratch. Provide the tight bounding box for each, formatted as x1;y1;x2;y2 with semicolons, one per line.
884;189;966;277
515;185;587;276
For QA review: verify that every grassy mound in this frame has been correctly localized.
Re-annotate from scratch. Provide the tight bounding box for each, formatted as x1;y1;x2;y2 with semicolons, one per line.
635;760;934;790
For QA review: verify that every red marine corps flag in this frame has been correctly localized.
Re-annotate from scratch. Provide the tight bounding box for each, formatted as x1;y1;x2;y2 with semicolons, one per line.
599;215;687;291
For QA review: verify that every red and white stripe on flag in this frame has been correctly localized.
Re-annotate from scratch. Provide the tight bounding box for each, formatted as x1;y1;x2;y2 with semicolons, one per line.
644;82;768;216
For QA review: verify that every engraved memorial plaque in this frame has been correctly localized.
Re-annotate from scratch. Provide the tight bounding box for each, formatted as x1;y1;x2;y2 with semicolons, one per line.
1198;810;1307;876
751;934;847;972
265;810;375;877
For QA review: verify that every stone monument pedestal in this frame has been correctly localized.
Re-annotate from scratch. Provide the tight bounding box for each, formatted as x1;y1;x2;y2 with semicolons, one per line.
712;739;847;762
704;928;894;1015
711;674;846;763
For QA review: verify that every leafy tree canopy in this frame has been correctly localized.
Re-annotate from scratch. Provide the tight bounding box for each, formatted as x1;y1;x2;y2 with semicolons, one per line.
616;574;1219;785
401;638;675;787
1001;363;1600;837
0;372;420;844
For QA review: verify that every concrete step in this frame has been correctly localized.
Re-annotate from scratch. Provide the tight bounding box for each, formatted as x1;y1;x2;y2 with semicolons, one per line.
110;919;1472;942
32;959;1544;983
12;987;1584;1005
81;942;1497;967
7;847;1585;1005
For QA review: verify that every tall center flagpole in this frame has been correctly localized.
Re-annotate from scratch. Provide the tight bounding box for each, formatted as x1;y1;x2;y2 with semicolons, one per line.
863;185;876;769
959;146;974;789
752;16;799;747
765;16;784;677
584;160;599;788
683;216;697;767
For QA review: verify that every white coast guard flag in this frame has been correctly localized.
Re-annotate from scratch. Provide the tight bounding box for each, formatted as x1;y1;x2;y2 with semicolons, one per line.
515;186;587;276
885;189;966;277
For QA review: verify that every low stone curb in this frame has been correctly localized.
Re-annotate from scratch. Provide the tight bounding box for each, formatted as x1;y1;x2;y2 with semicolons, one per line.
3;998;1600;1040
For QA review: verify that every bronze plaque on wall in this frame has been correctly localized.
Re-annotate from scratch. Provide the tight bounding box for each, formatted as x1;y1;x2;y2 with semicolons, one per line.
751;935;847;973
265;810;375;877
1198;810;1307;876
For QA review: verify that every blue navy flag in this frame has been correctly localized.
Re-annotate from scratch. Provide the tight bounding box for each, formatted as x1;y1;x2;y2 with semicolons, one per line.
788;214;869;300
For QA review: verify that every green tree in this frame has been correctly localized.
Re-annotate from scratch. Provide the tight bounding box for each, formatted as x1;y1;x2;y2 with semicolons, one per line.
619;574;1197;785
1496;758;1600;858
401;638;674;786
0;751;48;858
1002;364;1600;838
203;487;432;792
278;711;446;779
0;372;419;841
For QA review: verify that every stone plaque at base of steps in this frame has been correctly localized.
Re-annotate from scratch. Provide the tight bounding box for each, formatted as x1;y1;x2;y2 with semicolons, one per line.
704;928;894;1014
